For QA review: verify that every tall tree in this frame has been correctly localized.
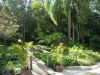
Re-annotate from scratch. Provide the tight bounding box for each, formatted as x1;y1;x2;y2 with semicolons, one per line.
0;0;19;40
44;0;96;43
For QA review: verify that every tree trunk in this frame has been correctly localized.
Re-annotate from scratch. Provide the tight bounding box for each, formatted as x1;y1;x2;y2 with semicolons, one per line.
68;9;71;39
72;22;74;44
76;24;80;43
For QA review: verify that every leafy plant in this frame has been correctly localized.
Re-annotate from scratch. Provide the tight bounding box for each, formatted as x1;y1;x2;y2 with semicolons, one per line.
68;44;100;66
39;32;67;45
8;42;33;67
31;43;100;68
54;43;66;64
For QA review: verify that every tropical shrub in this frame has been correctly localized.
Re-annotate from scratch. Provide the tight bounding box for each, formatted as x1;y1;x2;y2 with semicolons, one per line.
7;42;33;67
0;42;33;74
8;44;27;66
39;32;67;46
68;44;100;65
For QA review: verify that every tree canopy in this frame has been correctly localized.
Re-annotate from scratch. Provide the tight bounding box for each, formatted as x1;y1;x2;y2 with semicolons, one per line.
0;0;100;49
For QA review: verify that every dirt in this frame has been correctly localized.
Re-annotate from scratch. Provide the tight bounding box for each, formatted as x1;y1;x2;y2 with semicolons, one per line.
20;68;30;75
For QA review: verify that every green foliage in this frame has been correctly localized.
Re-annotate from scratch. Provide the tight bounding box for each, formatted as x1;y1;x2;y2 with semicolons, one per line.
33;44;72;67
89;35;100;50
31;1;42;10
67;38;74;47
8;42;33;67
0;7;19;38
34;52;47;63
68;44;100;66
54;43;66;64
33;44;100;67
7;61;21;71
24;42;33;51
0;0;100;71
8;44;26;67
39;32;67;45
0;0;99;50
0;42;33;74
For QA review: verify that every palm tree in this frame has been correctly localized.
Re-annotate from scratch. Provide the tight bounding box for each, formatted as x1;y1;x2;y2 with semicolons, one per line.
44;0;96;43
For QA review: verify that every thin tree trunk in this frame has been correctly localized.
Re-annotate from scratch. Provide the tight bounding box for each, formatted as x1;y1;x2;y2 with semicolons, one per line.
72;22;74;44
76;24;80;43
68;9;71;39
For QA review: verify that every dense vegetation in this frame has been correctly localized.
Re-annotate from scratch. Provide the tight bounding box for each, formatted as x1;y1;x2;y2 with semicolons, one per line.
0;0;100;74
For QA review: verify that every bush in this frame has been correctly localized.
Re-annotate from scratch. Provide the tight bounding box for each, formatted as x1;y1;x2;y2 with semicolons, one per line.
33;44;74;68
39;32;67;46
0;42;33;74
89;35;100;50
0;45;21;74
68;44;100;66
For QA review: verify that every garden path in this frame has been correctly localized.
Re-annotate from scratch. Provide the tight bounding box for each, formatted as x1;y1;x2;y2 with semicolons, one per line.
30;56;100;75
